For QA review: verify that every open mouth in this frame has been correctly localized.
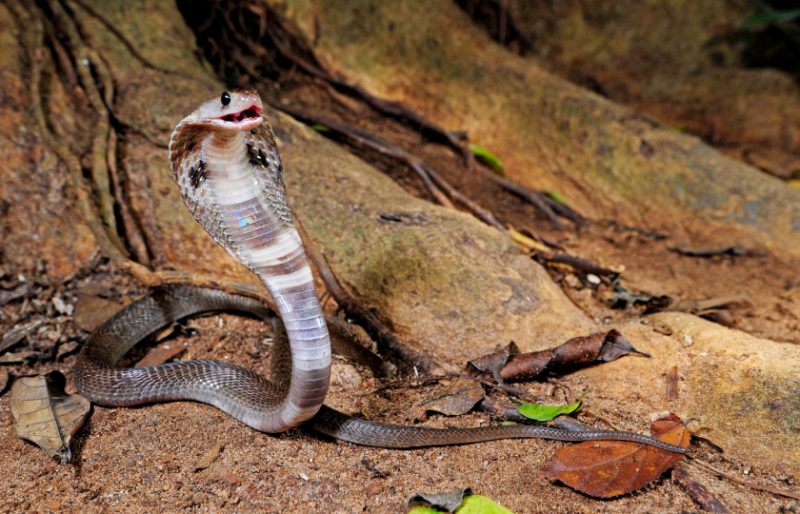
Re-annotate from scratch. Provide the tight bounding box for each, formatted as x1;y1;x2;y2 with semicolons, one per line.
218;105;261;123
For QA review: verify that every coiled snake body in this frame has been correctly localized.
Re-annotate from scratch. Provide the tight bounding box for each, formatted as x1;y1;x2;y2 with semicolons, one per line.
75;90;687;452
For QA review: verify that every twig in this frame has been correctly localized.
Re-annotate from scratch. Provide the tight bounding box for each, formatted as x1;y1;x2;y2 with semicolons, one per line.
477;379;538;402
276;104;452;207
473;165;563;227
534;251;618;276
669;246;755;258
673;465;730;513
279;106;505;231
687;456;800;501
121;261;275;307
539;192;587;226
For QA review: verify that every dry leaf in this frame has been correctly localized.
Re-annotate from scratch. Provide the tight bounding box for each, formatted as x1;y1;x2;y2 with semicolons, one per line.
10;372;91;464
419;379;485;416
542;413;690;498
408;487;472;513
1;319;43;354
195;442;225;471
467;342;518;382
472;330;647;382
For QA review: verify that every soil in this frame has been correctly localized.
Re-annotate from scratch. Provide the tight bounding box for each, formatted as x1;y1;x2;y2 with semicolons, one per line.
1;1;799;513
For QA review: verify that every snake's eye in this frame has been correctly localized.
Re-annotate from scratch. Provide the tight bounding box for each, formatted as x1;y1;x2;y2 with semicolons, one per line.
221;91;231;106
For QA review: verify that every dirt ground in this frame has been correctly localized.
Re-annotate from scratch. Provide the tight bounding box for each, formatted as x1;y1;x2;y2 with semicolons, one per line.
2;1;799;513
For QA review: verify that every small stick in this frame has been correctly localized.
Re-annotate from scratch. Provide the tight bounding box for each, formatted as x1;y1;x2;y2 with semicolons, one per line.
535;252;618;277
276;105;452;207
278;106;504;231
474;166;562;227
687;457;800;501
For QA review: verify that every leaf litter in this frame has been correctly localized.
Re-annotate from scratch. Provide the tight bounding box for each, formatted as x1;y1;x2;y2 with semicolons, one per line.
467;330;648;383
541;413;690;498
10;371;91;464
408;487;513;513
419;378;485;416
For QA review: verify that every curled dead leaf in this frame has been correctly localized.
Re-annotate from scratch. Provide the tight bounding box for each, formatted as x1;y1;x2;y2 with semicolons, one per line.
470;330;647;383
419;379;485;416
467;342;517;382
408;487;472;513
542;413;690;498
10;372;91;464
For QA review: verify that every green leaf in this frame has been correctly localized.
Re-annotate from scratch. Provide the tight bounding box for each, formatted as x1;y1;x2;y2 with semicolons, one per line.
470;144;504;175
311;123;330;132
742;8;800;28
517;400;581;421
409;507;441;514
544;190;568;206
456;495;514;514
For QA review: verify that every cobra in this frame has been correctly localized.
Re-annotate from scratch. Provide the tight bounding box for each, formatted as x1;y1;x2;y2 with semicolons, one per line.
74;89;688;452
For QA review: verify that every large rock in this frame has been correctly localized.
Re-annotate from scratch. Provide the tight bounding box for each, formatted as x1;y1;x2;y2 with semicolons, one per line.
279;0;800;258
506;0;800;179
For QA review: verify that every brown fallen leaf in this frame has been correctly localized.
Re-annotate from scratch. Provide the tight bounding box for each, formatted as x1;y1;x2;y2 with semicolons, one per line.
542;413;690;498
419;378;485;416
10;372;91;464
469;330;647;382
467;342;518;382
135;341;188;368
195;442;225;472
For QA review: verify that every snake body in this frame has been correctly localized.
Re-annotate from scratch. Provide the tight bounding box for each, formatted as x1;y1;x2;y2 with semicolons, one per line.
74;90;687;453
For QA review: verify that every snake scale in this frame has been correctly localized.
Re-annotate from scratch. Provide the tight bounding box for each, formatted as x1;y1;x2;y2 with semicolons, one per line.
74;89;687;453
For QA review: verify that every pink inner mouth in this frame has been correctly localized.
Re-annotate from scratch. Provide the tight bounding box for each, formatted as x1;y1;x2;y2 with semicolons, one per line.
219;105;261;123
